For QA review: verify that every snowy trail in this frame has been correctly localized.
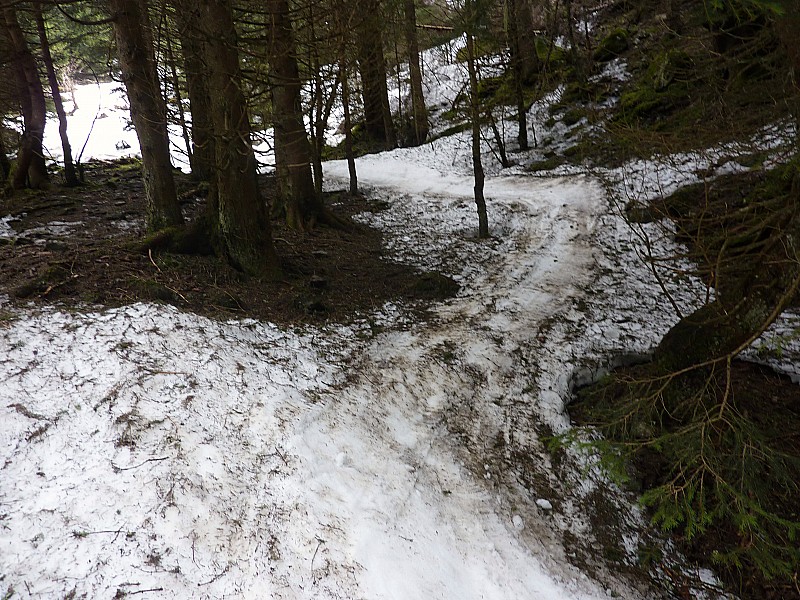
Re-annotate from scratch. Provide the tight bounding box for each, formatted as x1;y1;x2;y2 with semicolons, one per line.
301;159;621;599
0;151;648;598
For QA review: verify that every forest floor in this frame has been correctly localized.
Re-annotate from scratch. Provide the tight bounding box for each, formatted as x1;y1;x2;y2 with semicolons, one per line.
0;160;458;325
3;157;798;600
3;1;800;594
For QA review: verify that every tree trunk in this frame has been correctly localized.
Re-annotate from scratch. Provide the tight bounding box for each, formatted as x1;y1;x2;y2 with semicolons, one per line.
164;31;193;172
311;64;325;199
332;0;359;194
267;0;322;231
403;0;428;146
508;0;536;150
309;67;342;198
173;3;214;182
0;129;10;183
3;5;49;190
194;0;280;277
356;0;396;151
341;62;359;196
563;0;586;83
307;4;324;198
655;174;800;374
110;0;182;231
34;2;79;187
272;118;290;212
656;292;794;374
466;26;489;238
514;0;539;82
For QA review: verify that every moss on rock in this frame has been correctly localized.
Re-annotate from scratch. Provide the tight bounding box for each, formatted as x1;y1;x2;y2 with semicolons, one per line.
594;29;629;62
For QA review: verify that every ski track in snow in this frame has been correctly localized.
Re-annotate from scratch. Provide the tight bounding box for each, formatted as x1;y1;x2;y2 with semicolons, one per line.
0;147;662;599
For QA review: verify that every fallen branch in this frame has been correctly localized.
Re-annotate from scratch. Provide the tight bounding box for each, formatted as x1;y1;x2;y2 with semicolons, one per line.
311;537;324;582
197;565;229;586
110;456;169;472
72;527;129;539
148;249;162;273
127;588;164;596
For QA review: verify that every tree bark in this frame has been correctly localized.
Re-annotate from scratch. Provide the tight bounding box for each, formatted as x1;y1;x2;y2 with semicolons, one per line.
34;2;79;186
466;25;489;238
356;0;395;151
3;5;49;190
164;31;193;173
331;0;359;195
0;129;10;183
307;4;324;198
173;1;214;182
341;61;359;196
194;0;280;277
563;0;586;83
311;58;325;198
403;0;428;146
267;0;322;231
514;0;540;82
508;0;538;150
110;0;182;231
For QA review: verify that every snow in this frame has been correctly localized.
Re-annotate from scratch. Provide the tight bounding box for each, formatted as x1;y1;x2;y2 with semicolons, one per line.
6;38;795;600
0;158;638;598
36;80;195;172
0;216;17;239
41;81;140;165
0;215;87;244
2;131;657;598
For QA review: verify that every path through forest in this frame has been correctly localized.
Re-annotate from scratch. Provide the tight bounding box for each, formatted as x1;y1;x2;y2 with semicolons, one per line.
0;149;665;598
290;159;630;598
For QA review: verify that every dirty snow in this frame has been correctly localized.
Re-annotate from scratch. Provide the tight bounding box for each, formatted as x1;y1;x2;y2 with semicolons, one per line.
5;38;796;600
3;133;747;600
2;157;649;599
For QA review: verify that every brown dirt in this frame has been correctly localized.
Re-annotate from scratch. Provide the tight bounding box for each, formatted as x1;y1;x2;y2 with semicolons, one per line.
0;159;458;324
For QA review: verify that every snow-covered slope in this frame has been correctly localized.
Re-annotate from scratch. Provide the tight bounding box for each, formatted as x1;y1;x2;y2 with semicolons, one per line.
0;138;674;599
7;40;781;600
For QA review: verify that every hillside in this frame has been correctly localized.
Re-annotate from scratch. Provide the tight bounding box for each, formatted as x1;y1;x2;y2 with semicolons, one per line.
1;1;799;598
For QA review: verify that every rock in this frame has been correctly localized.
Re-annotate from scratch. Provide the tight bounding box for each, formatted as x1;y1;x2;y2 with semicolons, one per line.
536;498;553;511
594;29;629;62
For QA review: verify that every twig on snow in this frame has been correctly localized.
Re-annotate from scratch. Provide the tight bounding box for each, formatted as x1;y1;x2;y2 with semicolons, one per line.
272;447;289;466
72;527;129;539
111;456;169;472
197;564;230;586
311;537;324;582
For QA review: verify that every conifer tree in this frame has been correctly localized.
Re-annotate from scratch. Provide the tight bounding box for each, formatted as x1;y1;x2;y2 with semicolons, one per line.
109;0;182;230
3;4;49;190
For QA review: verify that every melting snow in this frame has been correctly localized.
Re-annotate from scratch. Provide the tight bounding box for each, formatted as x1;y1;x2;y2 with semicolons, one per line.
6;37;795;600
2;143;659;600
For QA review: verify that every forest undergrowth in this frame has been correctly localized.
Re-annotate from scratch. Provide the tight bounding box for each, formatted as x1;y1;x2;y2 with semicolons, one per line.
561;1;800;598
